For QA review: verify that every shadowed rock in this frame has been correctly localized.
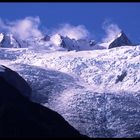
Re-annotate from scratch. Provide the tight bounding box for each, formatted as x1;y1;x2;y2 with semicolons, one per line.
109;31;133;49
115;71;127;83
0;65;87;138
0;65;31;98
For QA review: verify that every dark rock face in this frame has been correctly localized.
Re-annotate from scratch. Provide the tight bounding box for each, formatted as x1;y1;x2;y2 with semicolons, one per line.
0;66;86;138
0;65;31;98
109;31;133;49
115;71;127;84
42;35;50;41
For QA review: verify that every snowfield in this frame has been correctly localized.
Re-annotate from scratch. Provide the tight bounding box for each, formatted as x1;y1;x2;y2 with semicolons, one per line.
1;44;140;137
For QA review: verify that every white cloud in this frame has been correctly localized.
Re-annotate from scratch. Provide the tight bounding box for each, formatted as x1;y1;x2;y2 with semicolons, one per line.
51;23;90;40
50;34;62;46
0;18;9;31
0;17;42;40
0;18;91;44
102;22;121;43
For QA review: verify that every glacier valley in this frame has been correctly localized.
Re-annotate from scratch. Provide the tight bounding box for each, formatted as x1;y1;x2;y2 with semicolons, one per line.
0;31;140;138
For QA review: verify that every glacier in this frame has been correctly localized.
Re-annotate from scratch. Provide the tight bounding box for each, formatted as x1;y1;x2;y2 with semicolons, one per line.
0;31;140;137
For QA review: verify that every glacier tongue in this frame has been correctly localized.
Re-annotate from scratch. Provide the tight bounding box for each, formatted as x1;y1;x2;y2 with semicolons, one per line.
1;45;140;137
14;45;140;93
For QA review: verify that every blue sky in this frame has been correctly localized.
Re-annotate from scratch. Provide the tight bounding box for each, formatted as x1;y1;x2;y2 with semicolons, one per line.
0;2;140;43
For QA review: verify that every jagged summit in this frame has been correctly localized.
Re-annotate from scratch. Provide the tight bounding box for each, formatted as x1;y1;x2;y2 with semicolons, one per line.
98;31;134;49
42;34;50;41
108;31;134;49
0;33;21;48
49;34;98;51
0;30;136;51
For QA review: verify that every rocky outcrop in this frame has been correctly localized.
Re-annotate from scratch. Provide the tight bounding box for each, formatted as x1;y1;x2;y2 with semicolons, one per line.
0;65;31;98
108;31;133;49
0;65;86;138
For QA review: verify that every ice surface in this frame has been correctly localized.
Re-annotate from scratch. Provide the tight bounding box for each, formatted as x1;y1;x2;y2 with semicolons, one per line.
0;34;139;137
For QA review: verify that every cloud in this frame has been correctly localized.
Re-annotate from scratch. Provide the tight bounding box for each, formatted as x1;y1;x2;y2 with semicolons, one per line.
51;23;90;40
0;18;9;31
0;19;90;42
102;21;121;43
50;34;62;46
0;17;42;40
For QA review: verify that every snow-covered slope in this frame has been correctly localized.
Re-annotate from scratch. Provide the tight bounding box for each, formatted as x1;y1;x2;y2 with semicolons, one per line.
0;43;140;137
0;29;139;138
13;45;140;93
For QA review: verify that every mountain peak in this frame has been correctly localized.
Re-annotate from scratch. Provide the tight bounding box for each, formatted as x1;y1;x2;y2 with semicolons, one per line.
0;33;22;48
0;30;136;51
108;31;133;49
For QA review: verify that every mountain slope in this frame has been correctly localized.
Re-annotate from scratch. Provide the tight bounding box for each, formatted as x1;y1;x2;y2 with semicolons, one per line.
0;29;139;138
0;65;86;138
0;44;140;138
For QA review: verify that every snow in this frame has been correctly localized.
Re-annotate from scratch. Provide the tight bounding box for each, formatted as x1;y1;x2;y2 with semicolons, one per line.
12;45;140;93
0;33;4;43
0;36;140;137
